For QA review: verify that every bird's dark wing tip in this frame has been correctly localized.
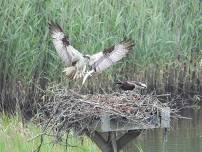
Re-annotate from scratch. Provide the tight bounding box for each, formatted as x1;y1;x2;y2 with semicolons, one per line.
48;20;55;29
48;20;63;33
103;45;115;54
120;38;135;50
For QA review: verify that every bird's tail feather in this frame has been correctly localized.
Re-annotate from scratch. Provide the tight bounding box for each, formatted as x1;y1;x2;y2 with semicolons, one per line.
63;66;76;79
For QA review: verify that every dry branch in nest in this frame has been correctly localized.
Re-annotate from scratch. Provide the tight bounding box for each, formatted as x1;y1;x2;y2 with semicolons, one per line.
32;87;192;152
34;88;179;135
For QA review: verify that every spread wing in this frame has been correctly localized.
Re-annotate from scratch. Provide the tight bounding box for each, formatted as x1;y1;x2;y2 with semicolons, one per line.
48;21;83;66
89;40;134;72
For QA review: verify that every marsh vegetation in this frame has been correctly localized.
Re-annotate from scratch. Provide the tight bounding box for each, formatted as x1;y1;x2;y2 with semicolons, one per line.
0;0;201;151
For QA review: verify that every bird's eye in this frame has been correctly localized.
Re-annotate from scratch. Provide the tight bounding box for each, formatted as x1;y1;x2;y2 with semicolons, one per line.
83;55;90;59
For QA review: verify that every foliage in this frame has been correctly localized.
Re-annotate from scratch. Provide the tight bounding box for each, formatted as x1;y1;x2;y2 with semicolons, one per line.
0;0;201;112
0;115;100;152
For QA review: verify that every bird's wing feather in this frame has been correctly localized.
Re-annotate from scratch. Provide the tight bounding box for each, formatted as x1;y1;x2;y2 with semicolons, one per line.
89;52;103;66
90;40;134;72
48;21;83;65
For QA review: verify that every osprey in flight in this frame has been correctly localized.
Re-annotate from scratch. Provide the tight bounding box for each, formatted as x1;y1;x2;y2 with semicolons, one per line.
48;21;134;84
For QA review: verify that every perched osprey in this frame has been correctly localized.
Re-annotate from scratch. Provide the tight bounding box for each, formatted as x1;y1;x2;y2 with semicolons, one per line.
48;21;134;84
115;80;147;91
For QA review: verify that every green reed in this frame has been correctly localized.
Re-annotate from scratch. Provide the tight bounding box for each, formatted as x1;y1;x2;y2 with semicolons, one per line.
0;0;201;112
0;115;100;152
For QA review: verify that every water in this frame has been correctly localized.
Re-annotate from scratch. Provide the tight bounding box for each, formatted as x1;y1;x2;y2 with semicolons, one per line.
123;108;202;152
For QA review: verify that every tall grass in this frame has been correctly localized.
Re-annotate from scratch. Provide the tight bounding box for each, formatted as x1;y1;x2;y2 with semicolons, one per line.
0;115;100;152
0;0;202;113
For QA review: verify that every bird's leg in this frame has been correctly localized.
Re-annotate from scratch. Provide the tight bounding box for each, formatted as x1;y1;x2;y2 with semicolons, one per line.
81;65;86;77
73;63;79;80
77;64;86;79
73;71;77;79
82;70;94;85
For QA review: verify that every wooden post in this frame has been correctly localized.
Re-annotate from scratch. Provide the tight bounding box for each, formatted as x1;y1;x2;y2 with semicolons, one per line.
86;107;170;152
111;132;117;152
85;130;113;152
85;130;142;152
116;130;141;150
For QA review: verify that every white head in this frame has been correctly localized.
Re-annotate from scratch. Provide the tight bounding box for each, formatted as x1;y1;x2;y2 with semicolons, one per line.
137;82;147;89
83;54;91;59
83;54;91;63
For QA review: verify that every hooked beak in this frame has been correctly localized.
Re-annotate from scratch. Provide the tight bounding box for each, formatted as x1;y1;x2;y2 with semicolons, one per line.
137;82;147;89
83;55;91;59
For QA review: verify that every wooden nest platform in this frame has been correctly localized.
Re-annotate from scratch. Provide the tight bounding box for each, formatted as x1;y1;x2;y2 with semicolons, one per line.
33;88;180;152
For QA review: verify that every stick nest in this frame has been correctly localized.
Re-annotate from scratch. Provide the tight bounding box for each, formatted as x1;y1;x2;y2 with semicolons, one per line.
33;87;179;140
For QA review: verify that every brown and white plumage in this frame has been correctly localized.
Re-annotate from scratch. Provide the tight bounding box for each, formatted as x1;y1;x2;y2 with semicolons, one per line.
49;22;73;65
90;41;133;72
82;41;134;84
48;21;134;84
115;80;147;91
48;21;88;79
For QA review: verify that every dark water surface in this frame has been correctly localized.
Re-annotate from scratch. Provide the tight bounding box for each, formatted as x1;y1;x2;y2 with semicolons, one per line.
123;108;202;152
